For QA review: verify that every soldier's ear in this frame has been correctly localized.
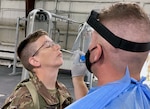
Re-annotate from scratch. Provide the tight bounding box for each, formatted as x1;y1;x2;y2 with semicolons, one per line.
29;57;40;67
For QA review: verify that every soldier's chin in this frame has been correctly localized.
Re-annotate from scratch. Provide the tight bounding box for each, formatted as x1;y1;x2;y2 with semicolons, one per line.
58;62;63;67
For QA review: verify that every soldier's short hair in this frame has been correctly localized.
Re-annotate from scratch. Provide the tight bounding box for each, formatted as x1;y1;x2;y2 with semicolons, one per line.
17;29;48;71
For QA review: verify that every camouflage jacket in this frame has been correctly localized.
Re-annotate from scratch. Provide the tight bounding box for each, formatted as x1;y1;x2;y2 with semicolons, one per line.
2;73;73;109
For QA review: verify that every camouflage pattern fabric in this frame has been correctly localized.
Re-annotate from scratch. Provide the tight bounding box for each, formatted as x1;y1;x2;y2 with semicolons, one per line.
1;73;73;109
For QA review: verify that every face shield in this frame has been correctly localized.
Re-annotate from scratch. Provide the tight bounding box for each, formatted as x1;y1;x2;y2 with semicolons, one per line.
87;10;150;52
71;22;93;53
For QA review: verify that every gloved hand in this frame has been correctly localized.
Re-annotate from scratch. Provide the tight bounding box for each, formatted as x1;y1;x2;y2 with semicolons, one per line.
71;50;87;77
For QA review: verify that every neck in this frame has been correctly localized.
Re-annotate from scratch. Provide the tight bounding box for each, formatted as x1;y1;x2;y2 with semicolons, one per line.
35;68;59;89
130;72;140;80
94;64;125;86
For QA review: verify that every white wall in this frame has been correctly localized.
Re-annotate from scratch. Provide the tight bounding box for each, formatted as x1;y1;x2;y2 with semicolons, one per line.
0;0;150;49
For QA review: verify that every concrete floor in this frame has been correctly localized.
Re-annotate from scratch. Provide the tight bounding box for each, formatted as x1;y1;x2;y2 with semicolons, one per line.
0;65;74;108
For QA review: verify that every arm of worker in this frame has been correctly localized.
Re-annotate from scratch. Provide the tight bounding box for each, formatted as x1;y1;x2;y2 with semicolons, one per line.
71;50;88;100
72;75;88;100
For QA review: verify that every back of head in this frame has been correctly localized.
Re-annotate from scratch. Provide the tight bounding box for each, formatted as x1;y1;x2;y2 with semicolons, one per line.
99;2;150;42
17;29;48;71
97;3;150;75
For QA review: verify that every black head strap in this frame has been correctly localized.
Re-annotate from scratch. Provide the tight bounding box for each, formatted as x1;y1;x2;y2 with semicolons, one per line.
87;10;150;52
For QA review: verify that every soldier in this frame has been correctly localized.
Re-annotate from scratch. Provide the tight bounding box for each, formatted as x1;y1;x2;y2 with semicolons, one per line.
2;29;73;109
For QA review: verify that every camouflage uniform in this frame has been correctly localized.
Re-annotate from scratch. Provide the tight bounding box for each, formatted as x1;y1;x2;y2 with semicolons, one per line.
2;73;73;109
